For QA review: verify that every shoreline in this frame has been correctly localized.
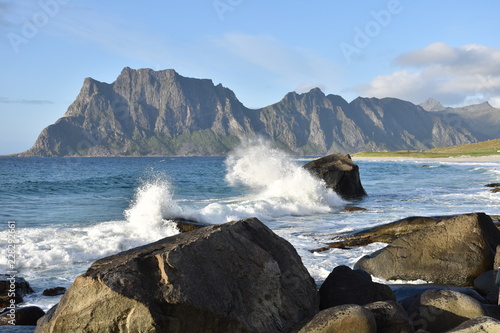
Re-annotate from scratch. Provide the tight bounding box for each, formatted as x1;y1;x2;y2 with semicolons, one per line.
352;155;500;163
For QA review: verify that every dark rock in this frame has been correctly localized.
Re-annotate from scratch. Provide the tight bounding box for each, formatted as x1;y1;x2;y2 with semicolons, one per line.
41;287;66;297
354;213;500;287
0;275;33;309
172;218;210;232
297;304;376;333
0;306;44;326
303;154;367;199
365;301;414;333
319;266;395;310
491;188;500;193
446;316;500;332
406;289;486;332
474;270;497;303
36;218;319;333
485;183;500;188
344;206;367;212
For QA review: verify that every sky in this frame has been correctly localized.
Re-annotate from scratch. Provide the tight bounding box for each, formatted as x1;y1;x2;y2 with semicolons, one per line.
1;0;500;155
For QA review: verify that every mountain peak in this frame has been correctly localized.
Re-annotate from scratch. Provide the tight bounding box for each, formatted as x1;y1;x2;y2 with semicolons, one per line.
420;98;445;111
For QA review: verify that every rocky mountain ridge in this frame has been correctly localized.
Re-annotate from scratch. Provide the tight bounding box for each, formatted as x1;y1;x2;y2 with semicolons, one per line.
18;67;500;156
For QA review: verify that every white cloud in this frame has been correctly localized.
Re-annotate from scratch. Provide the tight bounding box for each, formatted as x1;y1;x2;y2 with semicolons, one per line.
355;42;500;107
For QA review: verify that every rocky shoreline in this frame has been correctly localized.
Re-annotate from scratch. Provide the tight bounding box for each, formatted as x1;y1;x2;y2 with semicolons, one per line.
2;155;500;332
2;213;500;332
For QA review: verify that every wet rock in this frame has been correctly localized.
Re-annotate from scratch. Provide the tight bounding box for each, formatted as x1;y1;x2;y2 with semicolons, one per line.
36;218;318;333
171;218;210;232
312;215;453;252
365;301;414;333
406;289;486;332
0;306;44;326
297;304;376;333
41;287;66;297
355;213;500;287
0;275;33;309
491;188;500;193
485;183;500;188
344;206;367;212
319;266;395;310
303;154;367;199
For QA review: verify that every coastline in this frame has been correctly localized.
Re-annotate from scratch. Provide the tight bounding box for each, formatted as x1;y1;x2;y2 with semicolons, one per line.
352;155;500;163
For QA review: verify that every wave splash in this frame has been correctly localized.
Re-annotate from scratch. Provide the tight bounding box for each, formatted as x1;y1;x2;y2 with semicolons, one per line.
197;139;344;222
0;176;181;272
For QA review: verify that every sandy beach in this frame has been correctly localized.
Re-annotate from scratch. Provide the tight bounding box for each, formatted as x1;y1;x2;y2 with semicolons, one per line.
352;155;500;163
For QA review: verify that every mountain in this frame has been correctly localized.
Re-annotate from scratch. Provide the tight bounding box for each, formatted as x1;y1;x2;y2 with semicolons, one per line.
419;98;446;112
18;68;495;157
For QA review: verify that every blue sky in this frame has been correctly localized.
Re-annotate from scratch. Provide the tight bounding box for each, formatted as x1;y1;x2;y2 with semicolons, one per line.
1;0;499;155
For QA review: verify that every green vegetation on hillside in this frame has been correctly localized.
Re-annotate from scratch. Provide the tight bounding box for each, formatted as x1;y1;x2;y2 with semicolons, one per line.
354;139;500;158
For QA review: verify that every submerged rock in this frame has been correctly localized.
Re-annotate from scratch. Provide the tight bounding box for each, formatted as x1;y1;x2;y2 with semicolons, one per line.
303;154;367;199
354;213;500;287
41;287;66;297
36;218;318;333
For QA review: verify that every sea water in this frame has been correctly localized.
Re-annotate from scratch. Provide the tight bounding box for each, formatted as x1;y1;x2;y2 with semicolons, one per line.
1;141;499;311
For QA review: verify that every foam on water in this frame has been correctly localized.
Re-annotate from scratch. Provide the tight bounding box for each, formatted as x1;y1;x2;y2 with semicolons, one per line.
0;177;181;273
205;139;344;222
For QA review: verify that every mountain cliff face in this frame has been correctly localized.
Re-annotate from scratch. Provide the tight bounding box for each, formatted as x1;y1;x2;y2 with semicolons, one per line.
20;67;491;157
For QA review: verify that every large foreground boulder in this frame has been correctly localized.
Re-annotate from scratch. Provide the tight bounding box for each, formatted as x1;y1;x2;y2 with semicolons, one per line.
36;218;318;333
354;213;500;287
303;154;367;199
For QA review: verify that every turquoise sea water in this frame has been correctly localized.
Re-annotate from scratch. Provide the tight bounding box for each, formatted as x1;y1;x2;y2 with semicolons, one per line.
1;143;499;310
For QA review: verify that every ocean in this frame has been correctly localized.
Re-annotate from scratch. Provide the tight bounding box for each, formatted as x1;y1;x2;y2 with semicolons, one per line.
1;142;500;311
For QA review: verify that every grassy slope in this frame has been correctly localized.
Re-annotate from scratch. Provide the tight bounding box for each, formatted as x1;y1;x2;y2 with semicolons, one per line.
354;139;500;158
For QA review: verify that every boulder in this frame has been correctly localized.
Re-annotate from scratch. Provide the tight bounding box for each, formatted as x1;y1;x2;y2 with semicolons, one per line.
0;275;33;309
0;306;45;326
474;270;497;304
393;284;486;311
297;304;376;333
303;154;367;199
312;215;452;252
354;213;500;287
407;289;486;332
446;316;500;332
35;218;318;333
364;301;414;333
319;266;395;310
